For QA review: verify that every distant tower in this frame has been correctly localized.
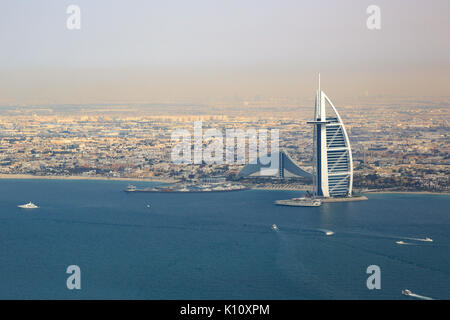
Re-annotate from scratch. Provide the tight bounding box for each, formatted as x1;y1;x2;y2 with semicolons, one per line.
307;75;353;197
363;147;367;168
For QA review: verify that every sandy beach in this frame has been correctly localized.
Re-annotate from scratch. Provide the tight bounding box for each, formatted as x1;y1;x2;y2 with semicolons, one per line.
0;174;178;184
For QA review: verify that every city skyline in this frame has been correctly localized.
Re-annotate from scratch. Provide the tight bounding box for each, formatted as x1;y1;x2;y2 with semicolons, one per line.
1;0;449;105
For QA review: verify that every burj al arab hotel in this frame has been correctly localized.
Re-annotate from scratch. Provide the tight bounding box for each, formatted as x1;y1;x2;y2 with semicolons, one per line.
307;75;353;198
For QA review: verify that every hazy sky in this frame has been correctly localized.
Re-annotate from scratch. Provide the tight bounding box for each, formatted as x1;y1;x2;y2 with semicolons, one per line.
0;0;449;105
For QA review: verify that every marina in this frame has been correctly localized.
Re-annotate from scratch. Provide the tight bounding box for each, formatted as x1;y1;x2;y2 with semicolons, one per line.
275;197;322;207
124;182;248;193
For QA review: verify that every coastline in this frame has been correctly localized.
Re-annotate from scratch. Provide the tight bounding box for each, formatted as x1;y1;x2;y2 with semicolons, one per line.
0;174;178;184
0;175;447;196
250;186;312;191
362;190;450;196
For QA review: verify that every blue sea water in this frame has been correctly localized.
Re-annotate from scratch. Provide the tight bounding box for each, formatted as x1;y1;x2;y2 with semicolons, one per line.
0;179;449;299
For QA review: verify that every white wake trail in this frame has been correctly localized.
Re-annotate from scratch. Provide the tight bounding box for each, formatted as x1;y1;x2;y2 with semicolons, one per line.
395;241;417;246
408;293;433;300
402;237;433;242
317;229;334;236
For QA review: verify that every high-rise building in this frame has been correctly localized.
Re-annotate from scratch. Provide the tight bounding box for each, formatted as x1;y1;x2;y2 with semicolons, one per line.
307;75;353;197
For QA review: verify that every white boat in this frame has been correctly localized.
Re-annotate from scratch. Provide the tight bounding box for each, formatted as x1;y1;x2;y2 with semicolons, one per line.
401;289;433;300
18;202;39;209
424;237;433;242
402;289;412;296
275;197;322;207
125;185;137;192
271;224;279;231
396;241;406;245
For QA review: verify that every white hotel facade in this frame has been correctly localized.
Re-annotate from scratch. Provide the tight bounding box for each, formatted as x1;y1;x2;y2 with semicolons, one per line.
307;76;353;197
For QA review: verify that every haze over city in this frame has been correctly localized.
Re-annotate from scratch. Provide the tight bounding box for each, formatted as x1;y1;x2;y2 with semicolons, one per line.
1;0;449;105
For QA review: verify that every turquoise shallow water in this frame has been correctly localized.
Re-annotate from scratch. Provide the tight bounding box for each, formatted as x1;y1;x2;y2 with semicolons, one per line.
0;179;449;299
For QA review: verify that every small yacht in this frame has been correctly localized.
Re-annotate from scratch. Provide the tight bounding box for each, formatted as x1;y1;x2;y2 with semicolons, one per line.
396;241;406;245
271;224;279;231
275;197;321;207
424;237;433;242
125;185;137;192
402;289;412;296
18;202;39;209
146;204;151;208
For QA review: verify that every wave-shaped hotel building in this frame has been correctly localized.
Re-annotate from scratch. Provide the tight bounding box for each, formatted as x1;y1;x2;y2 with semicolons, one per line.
238;75;358;200
307;75;353;198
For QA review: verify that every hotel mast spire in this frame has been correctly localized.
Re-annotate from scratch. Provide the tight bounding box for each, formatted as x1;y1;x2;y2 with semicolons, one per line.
318;73;320;95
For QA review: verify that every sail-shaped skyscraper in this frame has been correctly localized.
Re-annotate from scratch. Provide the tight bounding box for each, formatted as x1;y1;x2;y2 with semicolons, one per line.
307;75;353;197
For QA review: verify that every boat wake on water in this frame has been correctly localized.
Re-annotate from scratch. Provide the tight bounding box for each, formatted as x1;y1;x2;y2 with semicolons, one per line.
402;289;433;300
395;241;416;246
333;230;434;244
401;237;433;242
274;227;335;237
317;229;334;236
409;293;433;300
395;237;433;246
